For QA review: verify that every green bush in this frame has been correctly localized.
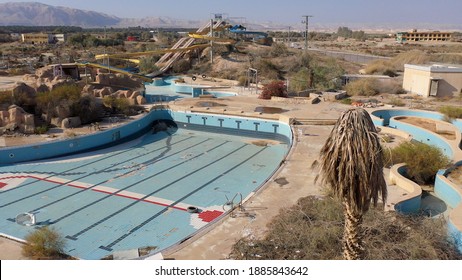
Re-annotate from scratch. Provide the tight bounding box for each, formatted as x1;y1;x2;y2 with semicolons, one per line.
35;125;48;134
139;56;160;74
290;68;312;92
438;106;462;122
345;78;379;96
36;84;81;115
338;98;352;105
383;142;451;185
22;227;67;260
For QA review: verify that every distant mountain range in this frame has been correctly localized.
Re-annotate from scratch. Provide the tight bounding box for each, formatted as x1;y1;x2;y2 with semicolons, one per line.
0;2;120;27
0;2;461;32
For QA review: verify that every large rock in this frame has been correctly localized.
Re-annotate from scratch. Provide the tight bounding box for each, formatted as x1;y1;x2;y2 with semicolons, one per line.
115;90;132;99
95;87;113;98
82;84;95;94
35;83;50;93
56;104;72;119
11;82;36;98
62;117;82;129
136;95;147;105
0;105;35;135
35;66;55;80
95;73;143;89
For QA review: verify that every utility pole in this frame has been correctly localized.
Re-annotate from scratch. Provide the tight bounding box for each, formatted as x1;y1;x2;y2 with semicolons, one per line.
301;15;313;50
287;26;291;43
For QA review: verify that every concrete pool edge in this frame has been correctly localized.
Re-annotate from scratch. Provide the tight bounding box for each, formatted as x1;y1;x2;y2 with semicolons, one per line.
1;108;293;165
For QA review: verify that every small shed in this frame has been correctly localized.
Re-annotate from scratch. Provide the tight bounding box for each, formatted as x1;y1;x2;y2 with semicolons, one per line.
403;64;462;98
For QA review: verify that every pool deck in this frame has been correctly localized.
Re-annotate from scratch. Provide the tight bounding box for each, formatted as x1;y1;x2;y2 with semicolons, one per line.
0;76;405;260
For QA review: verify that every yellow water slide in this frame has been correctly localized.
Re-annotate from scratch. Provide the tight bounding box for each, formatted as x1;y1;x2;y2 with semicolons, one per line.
94;44;211;61
77;62;153;83
187;33;235;44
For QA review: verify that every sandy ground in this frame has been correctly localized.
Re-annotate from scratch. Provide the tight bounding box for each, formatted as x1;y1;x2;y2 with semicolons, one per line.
0;238;27;260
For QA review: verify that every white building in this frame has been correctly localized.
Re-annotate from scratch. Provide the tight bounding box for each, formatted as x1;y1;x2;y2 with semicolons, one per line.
403;64;462;98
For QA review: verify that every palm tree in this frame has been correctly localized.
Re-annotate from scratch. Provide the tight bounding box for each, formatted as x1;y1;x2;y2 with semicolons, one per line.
318;108;387;260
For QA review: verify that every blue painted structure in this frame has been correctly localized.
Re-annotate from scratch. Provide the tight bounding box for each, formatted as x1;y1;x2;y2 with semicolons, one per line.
1;109;290;165
393;165;422;214
145;77;236;103
371;108;462;253
0;109;293;259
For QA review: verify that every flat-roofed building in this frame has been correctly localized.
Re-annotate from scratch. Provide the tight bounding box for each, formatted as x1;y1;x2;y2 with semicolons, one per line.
53;34;67;43
396;30;452;43
403;64;462;98
21;33;54;44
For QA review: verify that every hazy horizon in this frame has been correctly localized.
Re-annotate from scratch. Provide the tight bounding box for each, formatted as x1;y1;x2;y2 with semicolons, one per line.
0;0;461;28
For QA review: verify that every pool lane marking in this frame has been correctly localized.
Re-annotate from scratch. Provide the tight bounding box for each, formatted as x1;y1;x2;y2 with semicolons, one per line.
0;133;194;195
99;145;269;251
0;173;191;212
0;135;200;208
66;142;248;241
46;138;223;224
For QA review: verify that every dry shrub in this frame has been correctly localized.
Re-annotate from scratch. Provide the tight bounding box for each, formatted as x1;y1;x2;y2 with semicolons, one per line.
229;196;461;260
365;50;431;74
364;60;395;75
431;54;462;65
388;97;406;107
22;227;68;260
390;50;430;71
345;78;379;96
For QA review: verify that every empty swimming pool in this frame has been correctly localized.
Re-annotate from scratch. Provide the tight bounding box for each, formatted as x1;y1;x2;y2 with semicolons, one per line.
0;109;292;259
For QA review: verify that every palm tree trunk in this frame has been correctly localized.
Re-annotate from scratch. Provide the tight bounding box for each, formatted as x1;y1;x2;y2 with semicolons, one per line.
343;200;364;260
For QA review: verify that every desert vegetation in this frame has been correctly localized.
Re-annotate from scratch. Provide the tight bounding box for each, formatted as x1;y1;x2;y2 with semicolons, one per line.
383;142;451;185
230;196;461;260
22;227;69;260
438;106;462;122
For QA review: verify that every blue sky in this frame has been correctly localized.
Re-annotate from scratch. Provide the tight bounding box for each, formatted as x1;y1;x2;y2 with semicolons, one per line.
1;0;461;25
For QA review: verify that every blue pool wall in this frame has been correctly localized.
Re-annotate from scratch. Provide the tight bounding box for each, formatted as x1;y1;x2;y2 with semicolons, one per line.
148;77;237;98
0;109;292;165
372;109;453;158
393;165;422;214
371;108;462;252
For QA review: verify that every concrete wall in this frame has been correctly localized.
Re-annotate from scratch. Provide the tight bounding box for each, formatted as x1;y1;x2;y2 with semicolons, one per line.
435;170;462;253
1;109;292;165
403;67;431;97
435;72;462;98
389;163;422;214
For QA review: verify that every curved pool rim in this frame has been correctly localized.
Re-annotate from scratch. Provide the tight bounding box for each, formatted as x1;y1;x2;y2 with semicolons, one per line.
0;108;294;259
370;108;462;253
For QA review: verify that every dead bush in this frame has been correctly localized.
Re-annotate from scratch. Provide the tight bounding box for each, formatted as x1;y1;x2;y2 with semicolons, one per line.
22;227;68;260
229;196;461;260
344;78;379;96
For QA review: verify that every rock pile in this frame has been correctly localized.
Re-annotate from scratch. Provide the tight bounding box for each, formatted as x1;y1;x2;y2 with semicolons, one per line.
0;105;35;135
